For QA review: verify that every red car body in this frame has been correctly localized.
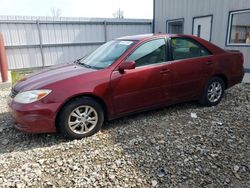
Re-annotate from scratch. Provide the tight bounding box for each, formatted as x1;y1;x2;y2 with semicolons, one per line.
8;34;244;133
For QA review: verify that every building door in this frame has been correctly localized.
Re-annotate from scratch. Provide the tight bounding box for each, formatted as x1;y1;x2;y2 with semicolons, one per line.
193;16;212;41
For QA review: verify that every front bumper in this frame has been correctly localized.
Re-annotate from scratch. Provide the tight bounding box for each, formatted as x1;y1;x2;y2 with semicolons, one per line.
8;98;59;133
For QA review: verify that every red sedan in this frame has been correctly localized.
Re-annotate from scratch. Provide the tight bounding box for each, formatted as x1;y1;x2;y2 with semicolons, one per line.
8;34;244;139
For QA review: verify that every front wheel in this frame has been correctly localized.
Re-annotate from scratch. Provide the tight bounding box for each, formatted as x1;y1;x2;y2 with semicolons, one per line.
200;77;225;106
57;97;104;140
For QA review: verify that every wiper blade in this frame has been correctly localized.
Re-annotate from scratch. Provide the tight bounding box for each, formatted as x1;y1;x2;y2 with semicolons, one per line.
81;63;92;68
73;58;101;70
74;55;86;63
79;62;99;70
73;59;80;64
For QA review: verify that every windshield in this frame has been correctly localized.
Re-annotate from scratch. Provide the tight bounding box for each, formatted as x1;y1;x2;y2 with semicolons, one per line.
79;40;135;69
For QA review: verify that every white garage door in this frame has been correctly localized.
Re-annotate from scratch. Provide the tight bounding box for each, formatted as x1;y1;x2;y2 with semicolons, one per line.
193;16;213;41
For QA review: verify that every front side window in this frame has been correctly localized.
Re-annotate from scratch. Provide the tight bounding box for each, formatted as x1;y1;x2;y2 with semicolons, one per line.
227;9;250;46
171;38;211;60
126;39;166;67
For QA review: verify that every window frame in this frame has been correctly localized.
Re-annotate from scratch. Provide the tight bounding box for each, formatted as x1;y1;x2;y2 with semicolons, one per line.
124;38;170;68
168;37;213;61
226;9;250;47
166;18;184;34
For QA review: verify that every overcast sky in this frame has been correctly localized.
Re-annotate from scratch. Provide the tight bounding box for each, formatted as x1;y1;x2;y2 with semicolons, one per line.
0;0;153;19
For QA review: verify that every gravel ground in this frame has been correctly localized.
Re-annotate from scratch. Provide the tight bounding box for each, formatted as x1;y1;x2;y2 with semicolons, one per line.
0;84;249;188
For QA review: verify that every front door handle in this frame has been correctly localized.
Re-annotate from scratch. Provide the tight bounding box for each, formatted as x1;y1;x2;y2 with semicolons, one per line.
205;60;214;65
160;69;170;74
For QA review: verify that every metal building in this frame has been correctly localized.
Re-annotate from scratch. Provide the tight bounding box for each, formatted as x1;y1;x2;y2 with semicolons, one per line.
153;0;250;73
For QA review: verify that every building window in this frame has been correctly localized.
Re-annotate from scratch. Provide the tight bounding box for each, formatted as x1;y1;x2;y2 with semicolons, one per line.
227;9;250;46
166;19;184;34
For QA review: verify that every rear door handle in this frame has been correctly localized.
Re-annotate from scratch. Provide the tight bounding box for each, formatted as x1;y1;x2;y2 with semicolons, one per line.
160;69;170;74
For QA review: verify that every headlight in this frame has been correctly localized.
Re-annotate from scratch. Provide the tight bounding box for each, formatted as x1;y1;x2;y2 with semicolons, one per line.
14;89;52;104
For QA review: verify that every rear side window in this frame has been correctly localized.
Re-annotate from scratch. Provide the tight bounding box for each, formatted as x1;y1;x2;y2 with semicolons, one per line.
126;39;166;67
171;38;211;60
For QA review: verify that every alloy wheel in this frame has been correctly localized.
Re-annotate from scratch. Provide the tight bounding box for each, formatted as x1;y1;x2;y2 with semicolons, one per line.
68;105;98;134
207;81;222;103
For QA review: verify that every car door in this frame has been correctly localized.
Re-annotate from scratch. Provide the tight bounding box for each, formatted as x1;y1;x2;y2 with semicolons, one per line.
169;37;214;101
110;38;171;115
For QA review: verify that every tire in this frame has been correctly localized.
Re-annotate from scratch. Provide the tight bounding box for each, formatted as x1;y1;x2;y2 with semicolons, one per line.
200;77;225;107
57;97;104;140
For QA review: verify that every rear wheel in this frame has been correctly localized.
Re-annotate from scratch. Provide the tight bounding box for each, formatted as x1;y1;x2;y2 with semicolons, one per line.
57;97;104;139
200;77;225;106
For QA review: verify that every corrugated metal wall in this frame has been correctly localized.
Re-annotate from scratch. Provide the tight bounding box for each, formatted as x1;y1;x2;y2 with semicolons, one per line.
0;16;152;70
154;0;250;70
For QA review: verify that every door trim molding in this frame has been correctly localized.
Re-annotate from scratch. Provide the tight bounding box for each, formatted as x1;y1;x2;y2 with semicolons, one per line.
192;15;213;42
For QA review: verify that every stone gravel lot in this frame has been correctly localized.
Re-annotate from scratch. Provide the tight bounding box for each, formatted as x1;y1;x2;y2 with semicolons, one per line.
0;84;249;188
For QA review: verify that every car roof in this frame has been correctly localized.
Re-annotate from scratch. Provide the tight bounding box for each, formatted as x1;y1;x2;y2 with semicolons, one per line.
117;33;168;41
116;33;196;41
117;34;155;40
116;33;225;54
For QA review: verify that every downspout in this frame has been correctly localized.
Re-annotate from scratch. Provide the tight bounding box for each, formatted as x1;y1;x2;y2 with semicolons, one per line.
152;0;156;33
0;33;9;82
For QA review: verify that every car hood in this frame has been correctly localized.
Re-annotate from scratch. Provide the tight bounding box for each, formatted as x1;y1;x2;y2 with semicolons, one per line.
13;63;95;92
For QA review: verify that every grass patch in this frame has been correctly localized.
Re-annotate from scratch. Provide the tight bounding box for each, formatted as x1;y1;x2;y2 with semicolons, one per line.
11;70;33;84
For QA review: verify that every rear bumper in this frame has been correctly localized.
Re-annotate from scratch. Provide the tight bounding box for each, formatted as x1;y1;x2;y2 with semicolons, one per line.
8;99;58;133
228;71;245;88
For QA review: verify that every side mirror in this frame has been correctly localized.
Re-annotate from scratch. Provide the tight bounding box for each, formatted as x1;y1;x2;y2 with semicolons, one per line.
118;61;136;73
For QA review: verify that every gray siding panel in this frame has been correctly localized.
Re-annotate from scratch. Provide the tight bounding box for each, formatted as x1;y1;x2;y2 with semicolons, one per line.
40;24;105;44
6;48;42;68
0;16;152;69
155;0;250;70
42;45;99;66
0;23;40;46
107;24;151;41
